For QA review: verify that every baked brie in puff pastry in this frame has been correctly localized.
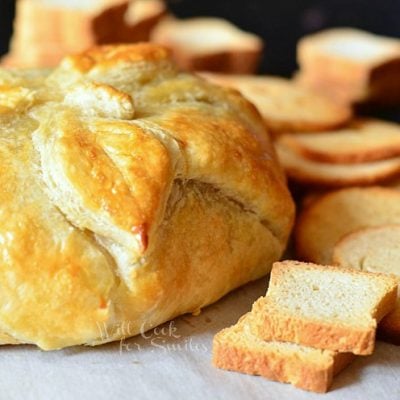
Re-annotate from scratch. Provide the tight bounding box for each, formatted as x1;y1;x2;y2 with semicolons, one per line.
0;44;294;350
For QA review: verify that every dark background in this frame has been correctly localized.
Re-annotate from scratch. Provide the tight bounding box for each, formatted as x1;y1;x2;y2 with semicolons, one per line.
0;0;400;76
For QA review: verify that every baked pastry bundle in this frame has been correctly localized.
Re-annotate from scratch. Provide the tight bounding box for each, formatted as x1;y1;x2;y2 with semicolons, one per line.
0;43;294;350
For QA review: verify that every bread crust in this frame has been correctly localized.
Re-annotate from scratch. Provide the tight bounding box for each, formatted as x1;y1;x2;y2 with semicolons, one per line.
106;0;166;43
0;43;294;349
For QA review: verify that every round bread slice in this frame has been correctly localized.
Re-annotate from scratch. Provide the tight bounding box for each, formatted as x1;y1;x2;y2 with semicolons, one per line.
296;187;400;264
276;141;400;187
332;225;400;346
200;73;352;135
279;118;400;164
332;225;400;274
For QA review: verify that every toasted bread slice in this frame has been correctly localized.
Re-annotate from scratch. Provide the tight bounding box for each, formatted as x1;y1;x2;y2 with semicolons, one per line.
332;225;400;274
201;73;351;135
276;140;400;187
151;18;263;73
295;187;400;264
213;312;354;393
296;70;365;105
118;0;167;42
332;225;400;346
297;69;400;107
298;28;400;73
125;0;166;26
250;261;398;355
297;28;400;106
279;118;400;164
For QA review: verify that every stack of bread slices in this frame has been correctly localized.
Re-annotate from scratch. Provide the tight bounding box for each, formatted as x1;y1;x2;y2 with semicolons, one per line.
2;0;166;68
296;28;400;107
3;1;264;73
208;27;400;394
151;17;263;73
200;73;352;136
296;187;400;346
201;74;400;190
213;260;398;393
275;118;400;187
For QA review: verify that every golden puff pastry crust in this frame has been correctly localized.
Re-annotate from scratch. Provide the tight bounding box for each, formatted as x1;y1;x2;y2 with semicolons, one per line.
0;44;294;350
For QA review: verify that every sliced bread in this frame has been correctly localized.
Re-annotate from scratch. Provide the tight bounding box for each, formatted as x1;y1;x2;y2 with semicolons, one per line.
2;0;164;68
295;187;400;264
278;118;400;164
150;17;263;73
200;73;351;135
250;261;398;355
332;225;400;274
117;0;167;43
3;0;129;67
297;28;400;106
296;70;366;106
213;312;354;393
332;225;400;346
276;140;400;187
